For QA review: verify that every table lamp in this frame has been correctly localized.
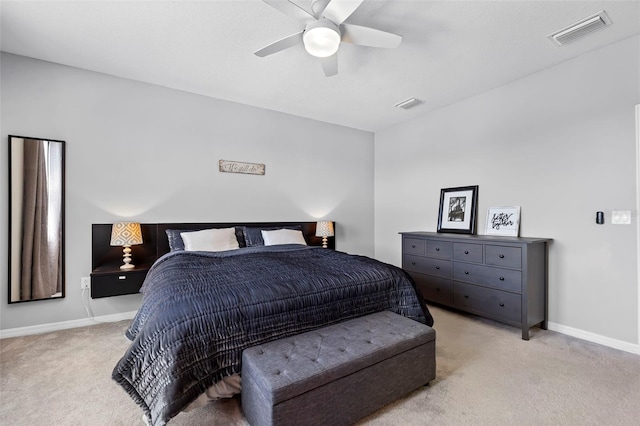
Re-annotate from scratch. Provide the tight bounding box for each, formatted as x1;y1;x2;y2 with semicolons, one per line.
110;222;143;269
315;221;334;249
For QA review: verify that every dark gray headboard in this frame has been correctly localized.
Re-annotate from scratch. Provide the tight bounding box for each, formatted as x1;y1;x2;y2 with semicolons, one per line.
92;221;335;270
156;222;333;256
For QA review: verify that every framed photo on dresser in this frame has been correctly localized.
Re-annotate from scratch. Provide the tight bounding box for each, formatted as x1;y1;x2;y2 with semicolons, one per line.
486;206;520;236
437;185;479;234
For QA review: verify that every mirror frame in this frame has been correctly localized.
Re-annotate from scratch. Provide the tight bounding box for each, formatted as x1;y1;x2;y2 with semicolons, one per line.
8;135;65;304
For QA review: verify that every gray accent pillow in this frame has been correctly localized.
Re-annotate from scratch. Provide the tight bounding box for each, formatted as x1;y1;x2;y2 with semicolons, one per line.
166;229;187;251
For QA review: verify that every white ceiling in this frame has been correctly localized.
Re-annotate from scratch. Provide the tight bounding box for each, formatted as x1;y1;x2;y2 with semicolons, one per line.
2;0;639;132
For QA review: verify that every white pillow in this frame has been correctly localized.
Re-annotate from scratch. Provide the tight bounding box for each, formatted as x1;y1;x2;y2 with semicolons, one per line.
181;228;239;252
261;229;307;246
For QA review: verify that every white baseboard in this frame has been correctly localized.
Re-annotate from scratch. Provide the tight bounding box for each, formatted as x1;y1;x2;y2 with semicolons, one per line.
0;311;137;339
547;321;640;355
3;312;639;355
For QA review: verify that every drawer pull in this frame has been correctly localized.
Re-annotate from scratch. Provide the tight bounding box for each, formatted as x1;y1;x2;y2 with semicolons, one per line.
464;271;469;275
411;244;416;248
435;287;440;292
118;276;126;280
499;277;505;281
499;254;505;259
411;261;416;266
499;302;505;307
464;294;469;299
435;247;440;251
464;250;469;254
435;266;440;270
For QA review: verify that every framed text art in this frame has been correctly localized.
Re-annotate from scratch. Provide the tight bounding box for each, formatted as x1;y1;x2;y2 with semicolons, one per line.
486;206;521;236
437;185;479;234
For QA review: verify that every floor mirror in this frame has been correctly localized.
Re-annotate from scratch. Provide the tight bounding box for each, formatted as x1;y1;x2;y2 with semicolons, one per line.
8;135;65;303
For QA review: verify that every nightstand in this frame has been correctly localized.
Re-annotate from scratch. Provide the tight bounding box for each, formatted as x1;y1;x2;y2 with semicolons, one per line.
91;223;158;299
90;263;151;298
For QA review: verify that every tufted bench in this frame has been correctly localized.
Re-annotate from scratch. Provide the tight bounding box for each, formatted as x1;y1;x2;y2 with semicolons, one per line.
241;311;436;426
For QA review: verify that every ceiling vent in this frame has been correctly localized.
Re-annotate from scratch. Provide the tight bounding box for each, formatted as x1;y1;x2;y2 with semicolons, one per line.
548;10;612;46
394;97;423;110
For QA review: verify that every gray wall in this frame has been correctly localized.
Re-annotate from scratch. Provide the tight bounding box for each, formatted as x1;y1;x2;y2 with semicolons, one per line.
375;36;640;345
3;35;639;347
0;53;374;330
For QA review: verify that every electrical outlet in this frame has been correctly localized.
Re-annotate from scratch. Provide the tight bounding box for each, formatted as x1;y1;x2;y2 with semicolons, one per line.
611;210;632;225
81;277;91;289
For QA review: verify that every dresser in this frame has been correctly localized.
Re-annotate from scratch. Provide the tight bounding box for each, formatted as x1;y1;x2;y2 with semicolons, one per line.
400;232;551;340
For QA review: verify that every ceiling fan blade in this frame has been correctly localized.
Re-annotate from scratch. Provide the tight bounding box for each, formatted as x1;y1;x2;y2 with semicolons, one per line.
320;54;338;77
263;0;315;23
254;31;304;57
341;23;402;48
322;0;364;25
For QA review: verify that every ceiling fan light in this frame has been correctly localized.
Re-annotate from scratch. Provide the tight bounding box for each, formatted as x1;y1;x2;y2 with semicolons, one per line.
303;20;341;58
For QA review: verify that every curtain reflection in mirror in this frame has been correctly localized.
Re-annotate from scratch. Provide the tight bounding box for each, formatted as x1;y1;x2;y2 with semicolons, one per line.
11;138;63;301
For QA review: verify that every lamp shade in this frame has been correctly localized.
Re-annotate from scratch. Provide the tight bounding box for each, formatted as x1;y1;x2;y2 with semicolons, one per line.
110;222;143;246
315;221;334;238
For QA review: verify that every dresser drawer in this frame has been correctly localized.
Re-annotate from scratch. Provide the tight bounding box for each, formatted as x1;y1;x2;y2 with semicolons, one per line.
404;255;451;279
403;238;426;256
453;242;483;263
453;262;522;293
410;273;454;306
485;245;522;269
453;282;521;324
426;240;452;259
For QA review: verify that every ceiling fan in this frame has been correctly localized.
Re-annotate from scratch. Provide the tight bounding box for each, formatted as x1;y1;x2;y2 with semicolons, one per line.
254;0;402;77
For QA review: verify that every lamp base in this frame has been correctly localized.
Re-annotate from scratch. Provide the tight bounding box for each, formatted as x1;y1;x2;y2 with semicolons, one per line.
120;245;135;270
322;236;328;249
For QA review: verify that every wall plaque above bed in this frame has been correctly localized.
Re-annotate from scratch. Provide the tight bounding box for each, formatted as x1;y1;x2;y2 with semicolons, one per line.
219;160;265;175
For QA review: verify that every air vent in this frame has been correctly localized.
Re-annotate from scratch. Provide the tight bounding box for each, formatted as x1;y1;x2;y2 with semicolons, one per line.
548;10;611;46
394;97;423;110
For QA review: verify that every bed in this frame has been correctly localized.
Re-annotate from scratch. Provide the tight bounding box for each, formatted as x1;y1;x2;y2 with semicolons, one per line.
110;222;433;426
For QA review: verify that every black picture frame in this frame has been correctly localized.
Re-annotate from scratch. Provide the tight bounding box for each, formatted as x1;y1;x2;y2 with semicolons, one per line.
437;185;479;234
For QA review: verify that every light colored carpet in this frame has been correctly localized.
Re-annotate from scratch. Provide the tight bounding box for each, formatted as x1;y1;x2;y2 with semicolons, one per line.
1;306;639;425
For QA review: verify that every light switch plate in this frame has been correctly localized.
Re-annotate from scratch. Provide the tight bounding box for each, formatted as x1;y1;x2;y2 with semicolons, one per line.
611;210;632;225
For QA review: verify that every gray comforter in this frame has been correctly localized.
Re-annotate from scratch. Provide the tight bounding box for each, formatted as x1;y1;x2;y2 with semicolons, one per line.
112;245;433;425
